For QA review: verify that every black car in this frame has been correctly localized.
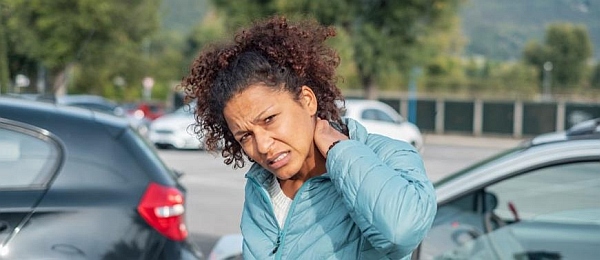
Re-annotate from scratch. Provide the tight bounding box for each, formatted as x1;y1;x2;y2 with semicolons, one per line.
0;96;203;259
414;118;600;260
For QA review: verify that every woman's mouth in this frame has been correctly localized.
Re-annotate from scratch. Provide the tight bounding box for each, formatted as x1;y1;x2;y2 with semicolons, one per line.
268;152;290;169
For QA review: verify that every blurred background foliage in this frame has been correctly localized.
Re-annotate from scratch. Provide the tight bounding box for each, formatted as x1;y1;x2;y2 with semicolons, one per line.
0;0;599;103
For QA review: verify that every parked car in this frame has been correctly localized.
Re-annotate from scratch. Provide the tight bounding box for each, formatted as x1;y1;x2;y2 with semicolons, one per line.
56;94;125;115
55;94;151;137
149;104;203;150
0;96;204;259
341;99;424;152
124;101;167;121
415;117;600;260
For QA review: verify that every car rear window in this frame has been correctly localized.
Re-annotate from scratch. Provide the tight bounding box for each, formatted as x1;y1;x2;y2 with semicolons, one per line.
128;128;181;182
0;124;62;188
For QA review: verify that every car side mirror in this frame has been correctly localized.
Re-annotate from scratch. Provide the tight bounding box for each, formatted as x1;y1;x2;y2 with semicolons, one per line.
114;107;125;117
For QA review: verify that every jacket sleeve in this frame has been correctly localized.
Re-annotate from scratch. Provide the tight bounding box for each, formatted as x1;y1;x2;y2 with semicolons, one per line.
326;136;437;259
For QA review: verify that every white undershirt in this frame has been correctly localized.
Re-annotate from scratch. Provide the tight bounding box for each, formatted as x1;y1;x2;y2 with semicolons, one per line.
267;177;293;228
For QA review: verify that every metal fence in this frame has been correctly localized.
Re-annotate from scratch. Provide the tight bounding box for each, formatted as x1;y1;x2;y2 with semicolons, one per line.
377;97;600;138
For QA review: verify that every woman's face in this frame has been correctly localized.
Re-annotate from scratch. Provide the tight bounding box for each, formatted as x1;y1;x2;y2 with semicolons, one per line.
223;84;320;180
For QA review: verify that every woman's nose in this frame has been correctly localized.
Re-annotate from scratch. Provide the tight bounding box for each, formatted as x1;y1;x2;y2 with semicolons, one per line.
254;130;273;154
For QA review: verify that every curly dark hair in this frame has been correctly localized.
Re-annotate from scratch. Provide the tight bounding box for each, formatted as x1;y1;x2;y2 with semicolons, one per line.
181;16;345;169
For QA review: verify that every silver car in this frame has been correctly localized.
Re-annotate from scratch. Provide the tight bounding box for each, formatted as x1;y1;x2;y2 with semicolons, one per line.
415;118;600;260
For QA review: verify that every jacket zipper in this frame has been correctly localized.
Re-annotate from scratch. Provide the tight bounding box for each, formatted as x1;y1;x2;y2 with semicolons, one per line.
271;235;281;255
274;176;327;259
247;176;284;257
248;175;328;259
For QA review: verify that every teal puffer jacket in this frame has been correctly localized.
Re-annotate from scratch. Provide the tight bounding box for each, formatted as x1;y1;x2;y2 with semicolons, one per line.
241;118;436;259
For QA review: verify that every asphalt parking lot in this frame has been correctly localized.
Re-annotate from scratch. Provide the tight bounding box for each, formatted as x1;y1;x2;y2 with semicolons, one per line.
423;133;524;149
421;133;524;181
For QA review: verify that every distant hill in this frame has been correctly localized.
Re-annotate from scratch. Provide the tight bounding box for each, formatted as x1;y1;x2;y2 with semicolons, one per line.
460;0;600;60
159;0;600;61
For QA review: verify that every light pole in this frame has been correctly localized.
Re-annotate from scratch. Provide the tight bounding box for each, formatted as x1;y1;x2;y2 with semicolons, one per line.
142;76;154;101
542;61;553;101
408;66;422;124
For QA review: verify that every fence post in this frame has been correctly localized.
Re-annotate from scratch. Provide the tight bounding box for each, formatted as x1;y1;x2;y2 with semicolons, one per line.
513;101;523;138
435;98;445;134
556;101;566;131
473;99;483;136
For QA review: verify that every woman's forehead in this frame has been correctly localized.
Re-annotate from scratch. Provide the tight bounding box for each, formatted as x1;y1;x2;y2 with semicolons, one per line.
225;85;288;113
230;84;290;102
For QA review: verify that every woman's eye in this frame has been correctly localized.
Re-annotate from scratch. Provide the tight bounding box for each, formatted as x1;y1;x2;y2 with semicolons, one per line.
265;115;275;123
239;133;250;143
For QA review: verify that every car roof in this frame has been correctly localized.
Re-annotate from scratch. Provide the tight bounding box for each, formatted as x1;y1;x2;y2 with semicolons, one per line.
526;117;600;146
341;98;405;120
55;94;117;105
344;98;389;107
0;96;129;132
434;118;600;204
343;98;401;110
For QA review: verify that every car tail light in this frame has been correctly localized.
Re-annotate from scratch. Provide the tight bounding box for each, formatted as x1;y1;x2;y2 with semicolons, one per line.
137;182;188;241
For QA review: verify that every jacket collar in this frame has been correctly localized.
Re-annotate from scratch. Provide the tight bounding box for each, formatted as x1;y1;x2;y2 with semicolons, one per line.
344;117;369;143
245;118;368;183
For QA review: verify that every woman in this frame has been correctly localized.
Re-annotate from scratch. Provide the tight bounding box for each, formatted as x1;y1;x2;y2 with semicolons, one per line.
182;16;436;260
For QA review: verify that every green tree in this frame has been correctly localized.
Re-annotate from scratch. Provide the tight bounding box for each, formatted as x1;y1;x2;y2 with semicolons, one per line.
211;0;277;29
3;0;160;97
185;9;227;65
207;0;464;99
523;23;593;91
0;3;9;94
591;63;600;89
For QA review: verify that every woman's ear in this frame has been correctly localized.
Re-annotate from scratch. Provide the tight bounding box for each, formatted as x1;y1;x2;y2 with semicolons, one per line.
300;85;318;116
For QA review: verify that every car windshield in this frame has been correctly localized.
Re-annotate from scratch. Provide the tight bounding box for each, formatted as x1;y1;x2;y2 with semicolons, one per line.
174;104;195;115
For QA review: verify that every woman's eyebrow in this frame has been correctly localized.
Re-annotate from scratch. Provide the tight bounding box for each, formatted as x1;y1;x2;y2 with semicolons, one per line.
251;105;274;124
232;104;275;137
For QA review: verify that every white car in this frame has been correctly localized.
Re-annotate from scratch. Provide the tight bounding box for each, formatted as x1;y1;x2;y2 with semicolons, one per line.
342;99;423;152
148;104;203;150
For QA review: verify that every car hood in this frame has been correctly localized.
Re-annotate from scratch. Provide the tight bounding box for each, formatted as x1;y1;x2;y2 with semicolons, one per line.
151;114;195;129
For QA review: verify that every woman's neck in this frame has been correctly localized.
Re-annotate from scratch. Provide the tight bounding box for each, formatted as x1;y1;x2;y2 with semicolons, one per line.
278;144;327;198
